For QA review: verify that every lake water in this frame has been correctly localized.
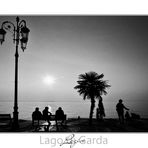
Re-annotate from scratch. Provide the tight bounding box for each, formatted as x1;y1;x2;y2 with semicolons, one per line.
0;99;148;120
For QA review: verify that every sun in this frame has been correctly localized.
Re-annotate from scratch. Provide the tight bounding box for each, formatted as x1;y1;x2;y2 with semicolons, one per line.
43;75;56;85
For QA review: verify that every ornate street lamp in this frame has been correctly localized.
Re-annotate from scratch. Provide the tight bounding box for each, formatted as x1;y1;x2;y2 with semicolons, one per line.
0;16;30;129
20;26;30;51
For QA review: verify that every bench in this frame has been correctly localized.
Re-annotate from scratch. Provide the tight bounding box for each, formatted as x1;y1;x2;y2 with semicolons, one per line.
0;114;12;126
32;114;67;130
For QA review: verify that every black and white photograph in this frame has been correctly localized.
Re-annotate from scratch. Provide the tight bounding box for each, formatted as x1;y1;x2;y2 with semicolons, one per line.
0;15;148;132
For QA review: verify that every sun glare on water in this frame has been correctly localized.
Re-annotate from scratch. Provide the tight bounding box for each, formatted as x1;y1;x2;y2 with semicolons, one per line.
43;75;56;85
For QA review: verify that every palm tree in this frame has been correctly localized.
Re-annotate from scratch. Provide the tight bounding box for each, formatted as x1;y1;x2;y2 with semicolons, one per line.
74;71;110;125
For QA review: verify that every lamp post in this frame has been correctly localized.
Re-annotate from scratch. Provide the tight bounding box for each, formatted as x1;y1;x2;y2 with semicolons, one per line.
0;16;30;129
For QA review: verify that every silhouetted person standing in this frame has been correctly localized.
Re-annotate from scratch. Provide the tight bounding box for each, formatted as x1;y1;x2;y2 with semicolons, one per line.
32;107;42;126
98;97;105;121
116;99;129;124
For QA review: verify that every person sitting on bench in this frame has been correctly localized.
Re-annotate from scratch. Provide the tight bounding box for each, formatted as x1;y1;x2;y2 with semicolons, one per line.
32;107;42;126
55;107;65;126
42;107;52;126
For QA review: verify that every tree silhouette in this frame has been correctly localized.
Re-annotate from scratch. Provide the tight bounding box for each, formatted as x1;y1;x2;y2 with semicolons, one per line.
74;71;110;125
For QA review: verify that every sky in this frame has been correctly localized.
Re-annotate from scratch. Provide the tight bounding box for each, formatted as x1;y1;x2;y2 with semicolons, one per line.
0;16;148;116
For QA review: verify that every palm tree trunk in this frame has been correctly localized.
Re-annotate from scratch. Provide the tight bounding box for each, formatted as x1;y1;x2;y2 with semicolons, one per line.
89;98;95;126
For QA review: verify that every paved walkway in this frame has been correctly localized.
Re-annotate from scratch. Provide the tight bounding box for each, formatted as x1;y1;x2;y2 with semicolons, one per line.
1;118;148;132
